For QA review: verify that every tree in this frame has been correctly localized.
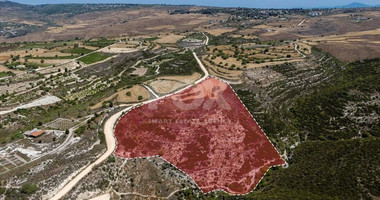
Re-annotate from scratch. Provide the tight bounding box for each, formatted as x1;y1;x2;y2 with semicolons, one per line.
138;96;143;100
126;91;131;96
40;59;44;64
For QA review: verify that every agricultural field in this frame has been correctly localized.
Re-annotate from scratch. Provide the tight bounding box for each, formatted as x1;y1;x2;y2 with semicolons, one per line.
202;27;237;36
155;33;185;44
206;43;303;70
303;28;380;62
43;118;79;130
99;40;145;54
147;72;202;94
60;47;93;55
77;52;113;65
91;85;150;109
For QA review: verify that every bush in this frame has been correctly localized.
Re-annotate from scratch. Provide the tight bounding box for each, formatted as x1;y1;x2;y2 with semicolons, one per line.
20;183;38;194
0;187;5;194
108;156;116;163
75;125;86;135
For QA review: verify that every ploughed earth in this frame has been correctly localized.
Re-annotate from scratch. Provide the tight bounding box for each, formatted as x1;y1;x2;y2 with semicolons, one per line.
114;78;285;194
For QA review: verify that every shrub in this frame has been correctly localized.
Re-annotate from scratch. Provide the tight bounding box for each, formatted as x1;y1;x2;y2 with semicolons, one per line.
108;156;116;162
20;183;38;194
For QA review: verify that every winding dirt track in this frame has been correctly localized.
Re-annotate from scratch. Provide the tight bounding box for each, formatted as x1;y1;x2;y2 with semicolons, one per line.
49;51;209;200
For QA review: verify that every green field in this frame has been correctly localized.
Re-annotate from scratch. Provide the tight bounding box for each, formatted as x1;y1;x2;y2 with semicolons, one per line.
83;39;116;48
78;52;111;64
60;47;93;55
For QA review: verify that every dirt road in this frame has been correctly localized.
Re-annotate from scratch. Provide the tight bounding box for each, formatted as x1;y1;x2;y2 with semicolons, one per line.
49;109;126;200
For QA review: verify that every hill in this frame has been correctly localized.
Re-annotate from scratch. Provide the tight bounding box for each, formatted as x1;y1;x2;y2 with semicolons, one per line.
337;2;379;8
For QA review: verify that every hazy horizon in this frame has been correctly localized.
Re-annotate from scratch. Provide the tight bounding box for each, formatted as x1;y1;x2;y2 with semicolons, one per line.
5;0;380;8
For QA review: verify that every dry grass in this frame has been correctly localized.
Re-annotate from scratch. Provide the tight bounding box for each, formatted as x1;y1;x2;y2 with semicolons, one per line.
0;56;9;62
202;56;242;81
0;48;70;59
147;72;202;94
146;25;177;31
156;34;185;44
2;8;226;42
0;65;23;74
318;42;380;62
28;59;70;65
297;41;312;55
155;72;202;84
259;11;380;41
130;67;148;76
203;28;236;36
149;79;186;94
91;85;149;109
208;44;302;69
98;41;144;53
301;28;380;62
230;34;259;39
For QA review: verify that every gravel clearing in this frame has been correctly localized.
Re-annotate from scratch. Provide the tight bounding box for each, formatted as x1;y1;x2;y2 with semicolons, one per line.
0;95;61;115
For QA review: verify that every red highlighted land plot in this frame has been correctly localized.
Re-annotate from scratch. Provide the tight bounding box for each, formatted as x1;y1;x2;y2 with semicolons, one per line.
114;78;285;194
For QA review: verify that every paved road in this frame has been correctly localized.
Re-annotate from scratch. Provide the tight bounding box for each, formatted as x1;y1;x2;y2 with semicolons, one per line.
142;84;160;98
49;51;209;200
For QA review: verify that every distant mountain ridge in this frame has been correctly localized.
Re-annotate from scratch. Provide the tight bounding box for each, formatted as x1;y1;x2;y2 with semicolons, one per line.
336;2;380;8
1;0;380;9
0;0;28;7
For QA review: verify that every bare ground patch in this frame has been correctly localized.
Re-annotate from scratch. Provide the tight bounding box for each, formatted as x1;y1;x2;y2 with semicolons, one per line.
91;85;149;109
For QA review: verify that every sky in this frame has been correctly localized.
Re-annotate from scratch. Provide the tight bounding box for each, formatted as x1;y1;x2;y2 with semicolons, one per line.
6;0;380;8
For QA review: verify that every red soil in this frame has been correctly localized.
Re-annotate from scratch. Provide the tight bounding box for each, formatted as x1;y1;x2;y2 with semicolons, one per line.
114;78;285;194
